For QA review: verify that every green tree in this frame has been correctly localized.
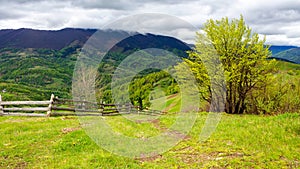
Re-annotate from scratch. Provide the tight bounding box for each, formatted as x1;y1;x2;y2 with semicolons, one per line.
129;78;152;110
187;16;275;114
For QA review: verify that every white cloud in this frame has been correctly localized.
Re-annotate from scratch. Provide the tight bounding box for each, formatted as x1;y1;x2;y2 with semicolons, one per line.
0;0;299;46
264;34;300;46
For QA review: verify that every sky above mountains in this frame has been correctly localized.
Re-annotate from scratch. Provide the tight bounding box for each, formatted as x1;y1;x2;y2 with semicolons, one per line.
0;0;299;46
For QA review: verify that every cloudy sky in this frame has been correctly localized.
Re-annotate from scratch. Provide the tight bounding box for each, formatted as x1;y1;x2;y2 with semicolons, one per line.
0;0;300;46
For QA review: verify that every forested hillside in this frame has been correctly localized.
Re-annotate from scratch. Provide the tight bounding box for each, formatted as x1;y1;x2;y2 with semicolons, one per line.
0;28;190;102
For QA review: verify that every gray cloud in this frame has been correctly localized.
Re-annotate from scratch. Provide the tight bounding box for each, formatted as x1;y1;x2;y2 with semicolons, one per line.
70;0;138;10
102;13;197;43
0;10;22;20
0;0;299;46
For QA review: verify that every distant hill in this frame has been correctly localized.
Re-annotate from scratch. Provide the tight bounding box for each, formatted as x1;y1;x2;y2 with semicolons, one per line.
107;33;191;60
0;28;98;50
269;45;298;55
270;47;300;64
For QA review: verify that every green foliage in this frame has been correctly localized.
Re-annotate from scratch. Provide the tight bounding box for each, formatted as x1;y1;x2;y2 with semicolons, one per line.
186;15;276;114
247;61;300;114
129;78;152;109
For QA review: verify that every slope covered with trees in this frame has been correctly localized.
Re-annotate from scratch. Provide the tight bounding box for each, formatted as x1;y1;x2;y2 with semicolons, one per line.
0;29;189;103
0;47;77;100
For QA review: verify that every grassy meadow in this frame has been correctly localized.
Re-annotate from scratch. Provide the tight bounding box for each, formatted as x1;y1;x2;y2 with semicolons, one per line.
0;112;299;168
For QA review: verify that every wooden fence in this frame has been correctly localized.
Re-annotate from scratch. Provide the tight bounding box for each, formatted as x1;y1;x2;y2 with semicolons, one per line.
0;94;162;117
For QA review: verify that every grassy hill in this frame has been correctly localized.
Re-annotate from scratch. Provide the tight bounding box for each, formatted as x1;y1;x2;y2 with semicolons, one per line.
275;59;300;71
150;93;181;112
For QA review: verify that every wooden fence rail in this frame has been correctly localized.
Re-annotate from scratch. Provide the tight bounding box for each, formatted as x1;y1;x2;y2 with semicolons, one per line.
0;94;54;117
0;94;150;117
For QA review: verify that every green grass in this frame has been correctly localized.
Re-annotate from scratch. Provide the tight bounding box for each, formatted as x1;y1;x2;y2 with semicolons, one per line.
276;60;300;71
150;93;181;113
0;113;299;168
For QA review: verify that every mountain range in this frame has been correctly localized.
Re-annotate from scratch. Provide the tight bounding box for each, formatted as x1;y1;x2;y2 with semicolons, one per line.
0;28;190;52
0;28;299;61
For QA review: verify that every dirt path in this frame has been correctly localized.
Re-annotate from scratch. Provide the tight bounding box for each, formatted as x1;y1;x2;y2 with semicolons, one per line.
163;103;177;112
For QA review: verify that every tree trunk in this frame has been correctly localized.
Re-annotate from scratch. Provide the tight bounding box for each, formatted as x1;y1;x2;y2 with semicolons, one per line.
137;97;143;110
226;82;233;114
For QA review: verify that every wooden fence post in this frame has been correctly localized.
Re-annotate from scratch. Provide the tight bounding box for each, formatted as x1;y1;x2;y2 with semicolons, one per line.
46;94;54;117
0;95;4;116
82;99;86;110
100;102;104;116
126;103;131;114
